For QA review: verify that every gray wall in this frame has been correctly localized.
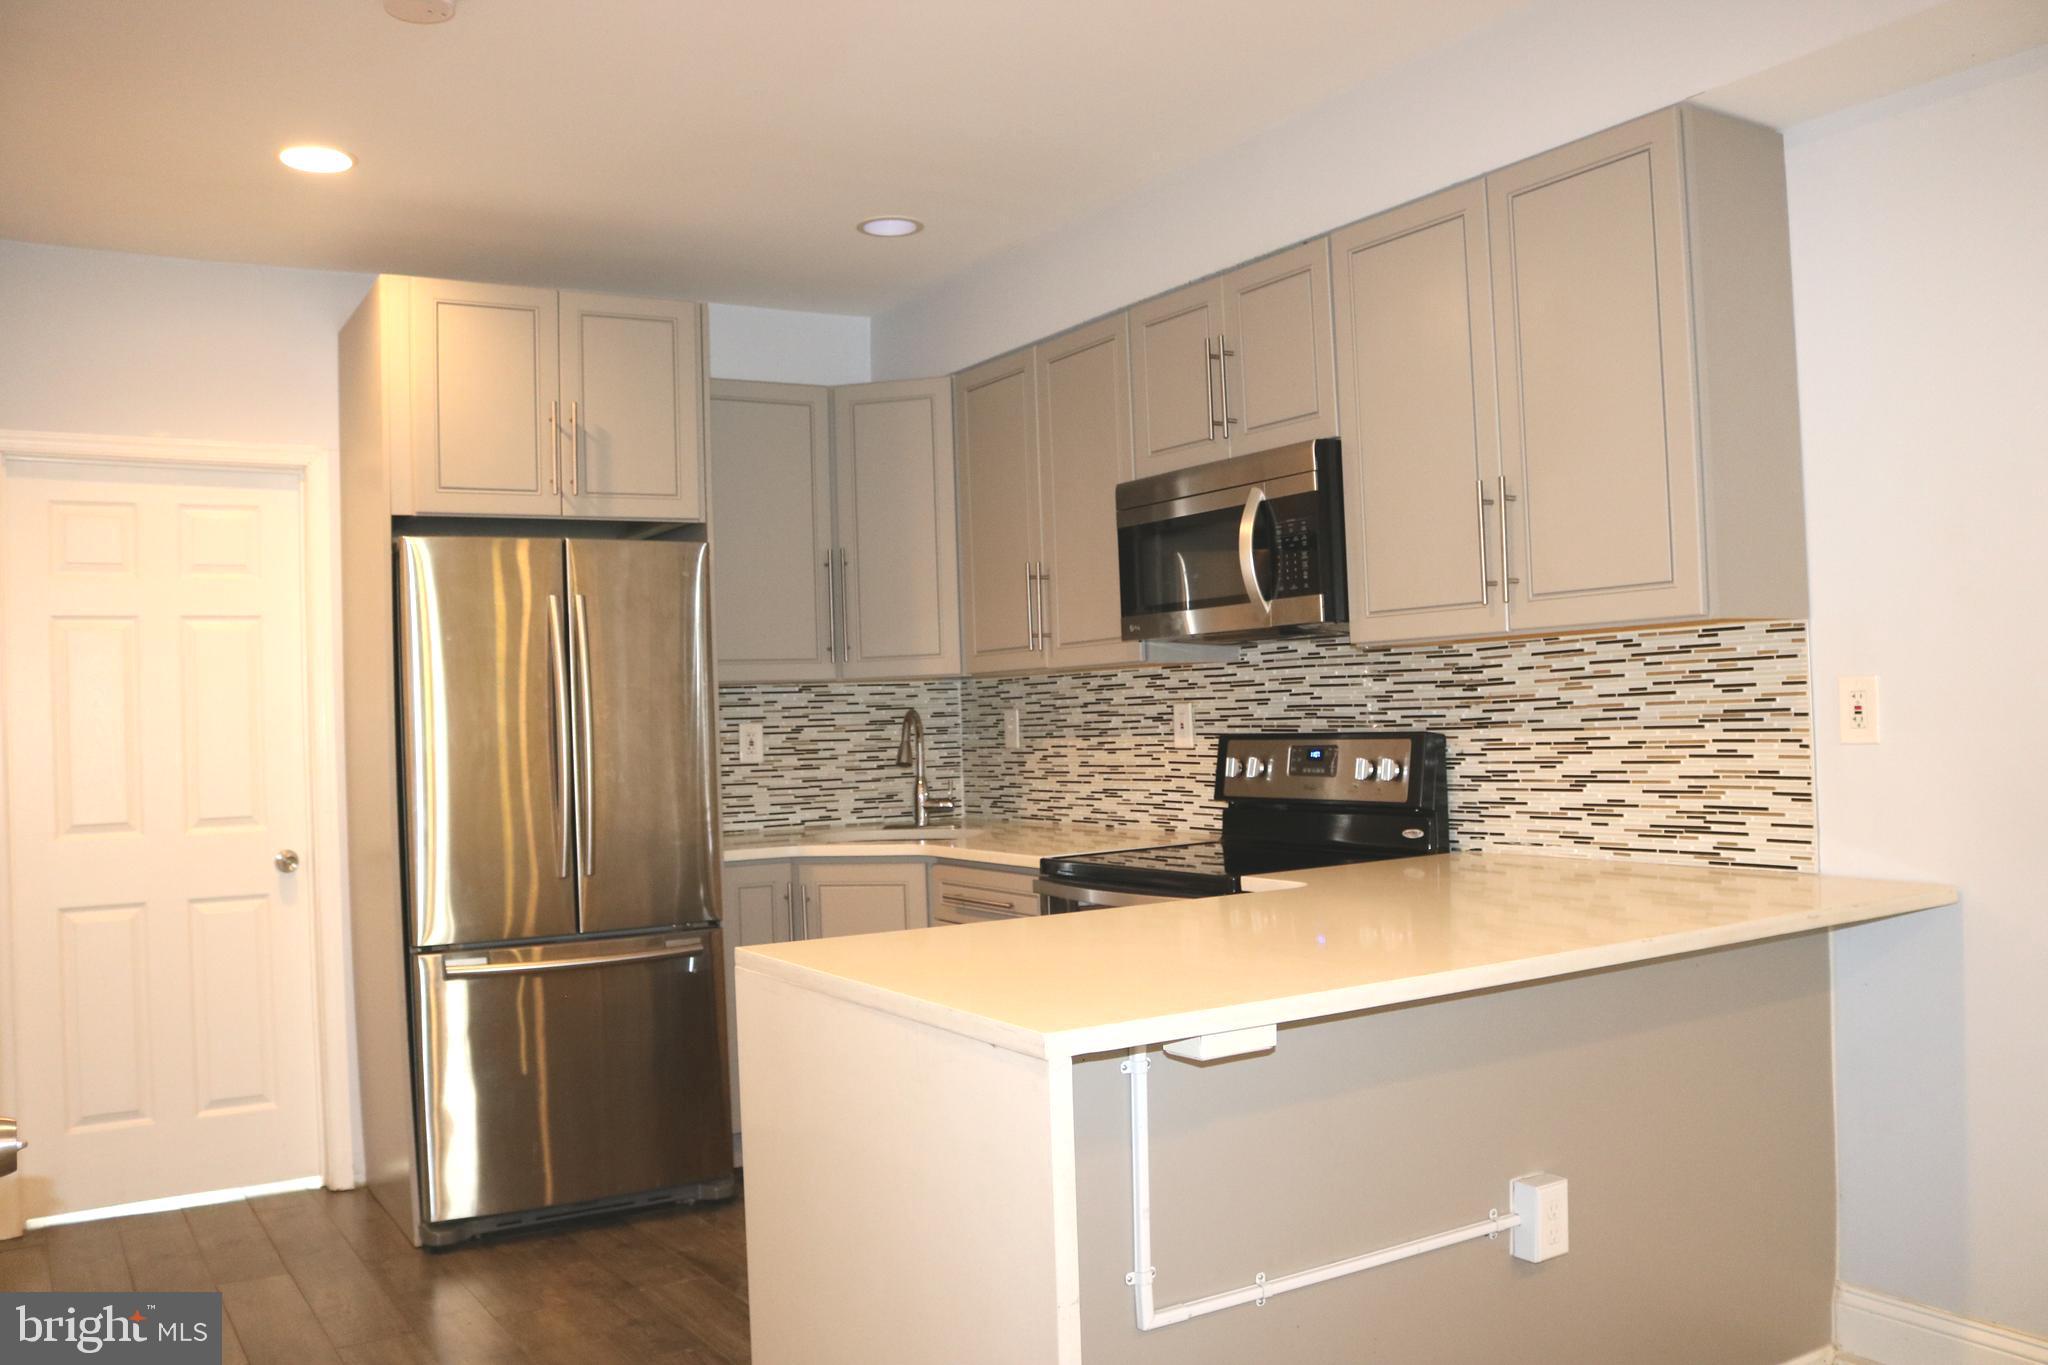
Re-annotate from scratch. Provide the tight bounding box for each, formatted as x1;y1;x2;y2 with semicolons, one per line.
1072;935;1836;1364
1788;47;2048;1334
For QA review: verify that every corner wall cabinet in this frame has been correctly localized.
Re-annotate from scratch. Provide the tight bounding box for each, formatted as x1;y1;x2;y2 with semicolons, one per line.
1332;106;1807;644
1128;239;1338;476
709;377;960;681
395;276;706;520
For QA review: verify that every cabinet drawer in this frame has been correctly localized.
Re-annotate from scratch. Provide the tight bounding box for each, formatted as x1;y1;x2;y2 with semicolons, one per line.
930;863;1040;922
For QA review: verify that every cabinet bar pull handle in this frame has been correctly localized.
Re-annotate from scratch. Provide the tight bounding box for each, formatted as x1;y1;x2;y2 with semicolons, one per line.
823;553;839;663
1024;560;1037;650
1035;563;1050;652
837;550;851;662
1206;337;1223;435
1476;479;1497;607
547;400;561;494
1498;475;1519;603
565;400;580;496
1219;335;1238;430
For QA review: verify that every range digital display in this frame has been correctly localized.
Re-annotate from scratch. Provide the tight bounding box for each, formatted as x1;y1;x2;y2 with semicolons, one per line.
1288;743;1338;777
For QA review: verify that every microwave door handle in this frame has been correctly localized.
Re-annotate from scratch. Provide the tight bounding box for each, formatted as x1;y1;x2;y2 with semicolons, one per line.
1237;486;1272;617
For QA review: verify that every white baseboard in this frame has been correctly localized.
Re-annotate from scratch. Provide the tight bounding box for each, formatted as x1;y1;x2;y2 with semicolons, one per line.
22;1174;324;1230
1781;1349;1836;1365
1838;1284;2048;1365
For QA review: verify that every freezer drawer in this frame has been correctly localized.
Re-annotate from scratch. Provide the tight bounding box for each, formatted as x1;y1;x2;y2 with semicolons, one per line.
412;930;733;1227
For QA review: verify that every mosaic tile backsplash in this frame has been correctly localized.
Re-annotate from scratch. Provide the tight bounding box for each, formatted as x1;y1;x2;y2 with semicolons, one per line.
720;621;1814;870
715;679;962;832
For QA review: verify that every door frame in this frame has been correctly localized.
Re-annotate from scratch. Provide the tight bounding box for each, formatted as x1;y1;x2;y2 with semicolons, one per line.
0;429;356;1237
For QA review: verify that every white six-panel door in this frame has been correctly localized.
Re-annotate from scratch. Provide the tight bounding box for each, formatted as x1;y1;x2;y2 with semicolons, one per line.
1;457;322;1218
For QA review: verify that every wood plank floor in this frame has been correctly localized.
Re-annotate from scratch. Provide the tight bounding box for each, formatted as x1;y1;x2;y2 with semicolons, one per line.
3;1189;750;1364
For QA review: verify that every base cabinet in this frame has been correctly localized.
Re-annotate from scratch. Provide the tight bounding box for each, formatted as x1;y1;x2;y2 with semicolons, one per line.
796;861;930;939
722;861;796;1134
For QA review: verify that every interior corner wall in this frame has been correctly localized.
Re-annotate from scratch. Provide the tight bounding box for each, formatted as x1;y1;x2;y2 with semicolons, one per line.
706;302;871;386
1784;45;2048;1335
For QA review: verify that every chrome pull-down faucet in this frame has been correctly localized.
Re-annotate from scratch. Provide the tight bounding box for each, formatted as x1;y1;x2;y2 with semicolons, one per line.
894;707;959;829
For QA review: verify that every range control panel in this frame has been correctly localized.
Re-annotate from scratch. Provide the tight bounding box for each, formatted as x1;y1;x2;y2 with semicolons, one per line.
1214;733;1421;805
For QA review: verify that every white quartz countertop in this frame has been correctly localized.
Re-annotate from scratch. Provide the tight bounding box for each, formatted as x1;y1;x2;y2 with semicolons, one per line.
736;851;1956;1060
720;819;1190;871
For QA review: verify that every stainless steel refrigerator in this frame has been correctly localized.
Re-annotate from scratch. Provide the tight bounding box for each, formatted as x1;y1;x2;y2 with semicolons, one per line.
394;534;732;1244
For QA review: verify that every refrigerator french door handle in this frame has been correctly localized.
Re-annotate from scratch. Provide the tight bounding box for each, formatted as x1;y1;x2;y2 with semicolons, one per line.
547;594;573;879
570;591;596;876
440;940;704;978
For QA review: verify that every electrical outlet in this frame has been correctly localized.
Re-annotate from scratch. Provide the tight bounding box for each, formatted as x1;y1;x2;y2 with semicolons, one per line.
738;722;765;764
1172;702;1195;748
1003;707;1022;750
1509;1173;1569;1263
1839;676;1880;745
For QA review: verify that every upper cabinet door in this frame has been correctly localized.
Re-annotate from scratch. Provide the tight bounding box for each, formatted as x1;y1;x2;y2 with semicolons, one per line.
708;381;837;682
1219;240;1338;454
1035;316;1142;670
559;292;706;522
1487;111;1704;631
407;279;564;516
831;379;961;680
1128;282;1228;475
956;352;1045;674
1331;183;1508;644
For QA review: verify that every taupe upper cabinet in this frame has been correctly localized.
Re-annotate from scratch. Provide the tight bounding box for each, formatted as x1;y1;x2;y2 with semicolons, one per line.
957;318;1147;676
1329;106;1807;645
832;378;962;679
1128;240;1337;476
708;381;836;682
1331;181;1507;643
396;276;705;520
560;291;706;521
406;279;563;516
956;351;1045;673
1486;107;1806;632
1034;316;1141;669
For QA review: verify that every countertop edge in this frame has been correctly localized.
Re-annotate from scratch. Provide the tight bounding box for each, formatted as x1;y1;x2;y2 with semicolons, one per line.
735;879;1958;1062
723;841;1048;871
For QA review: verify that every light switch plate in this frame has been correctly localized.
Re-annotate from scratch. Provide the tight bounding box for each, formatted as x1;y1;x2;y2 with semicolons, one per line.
1838;676;1879;744
1172;702;1195;748
738;722;765;763
1003;707;1022;750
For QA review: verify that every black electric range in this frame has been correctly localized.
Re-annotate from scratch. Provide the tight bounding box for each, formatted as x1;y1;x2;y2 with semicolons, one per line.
1034;731;1448;912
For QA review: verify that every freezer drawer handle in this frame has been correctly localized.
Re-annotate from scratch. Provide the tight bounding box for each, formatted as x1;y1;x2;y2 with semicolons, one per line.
441;940;705;978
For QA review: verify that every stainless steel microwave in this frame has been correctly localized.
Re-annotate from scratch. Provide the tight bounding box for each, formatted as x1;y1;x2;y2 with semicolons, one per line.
1117;438;1348;642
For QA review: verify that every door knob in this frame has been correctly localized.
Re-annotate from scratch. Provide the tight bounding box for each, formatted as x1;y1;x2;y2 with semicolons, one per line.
275;849;301;873
0;1116;23;1179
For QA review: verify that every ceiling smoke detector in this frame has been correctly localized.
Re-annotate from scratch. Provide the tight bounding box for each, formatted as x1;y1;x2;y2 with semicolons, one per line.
384;0;456;23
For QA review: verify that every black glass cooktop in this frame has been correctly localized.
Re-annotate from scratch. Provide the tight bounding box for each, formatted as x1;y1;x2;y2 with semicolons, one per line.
1040;839;1407;898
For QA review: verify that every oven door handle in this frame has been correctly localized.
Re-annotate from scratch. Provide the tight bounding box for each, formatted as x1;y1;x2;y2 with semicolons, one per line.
1032;878;1180;910
1237;486;1273;618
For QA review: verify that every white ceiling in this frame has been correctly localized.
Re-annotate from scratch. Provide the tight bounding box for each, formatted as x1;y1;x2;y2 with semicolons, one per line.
0;0;1533;314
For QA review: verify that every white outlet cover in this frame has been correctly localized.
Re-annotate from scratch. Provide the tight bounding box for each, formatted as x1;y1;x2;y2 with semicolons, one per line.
738;721;765;763
1172;702;1195;748
1838;676;1879;745
1003;707;1023;750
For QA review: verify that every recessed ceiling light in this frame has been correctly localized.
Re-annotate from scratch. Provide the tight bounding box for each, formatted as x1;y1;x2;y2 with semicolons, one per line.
279;145;354;174
858;217;923;238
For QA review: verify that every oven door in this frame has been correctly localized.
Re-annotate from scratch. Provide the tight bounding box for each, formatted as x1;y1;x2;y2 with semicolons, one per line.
1032;877;1191;915
1118;484;1280;641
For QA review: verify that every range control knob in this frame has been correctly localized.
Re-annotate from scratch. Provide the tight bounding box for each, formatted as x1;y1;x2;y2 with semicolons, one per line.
1243;756;1265;780
1374;756;1405;783
1223;756;1243;778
